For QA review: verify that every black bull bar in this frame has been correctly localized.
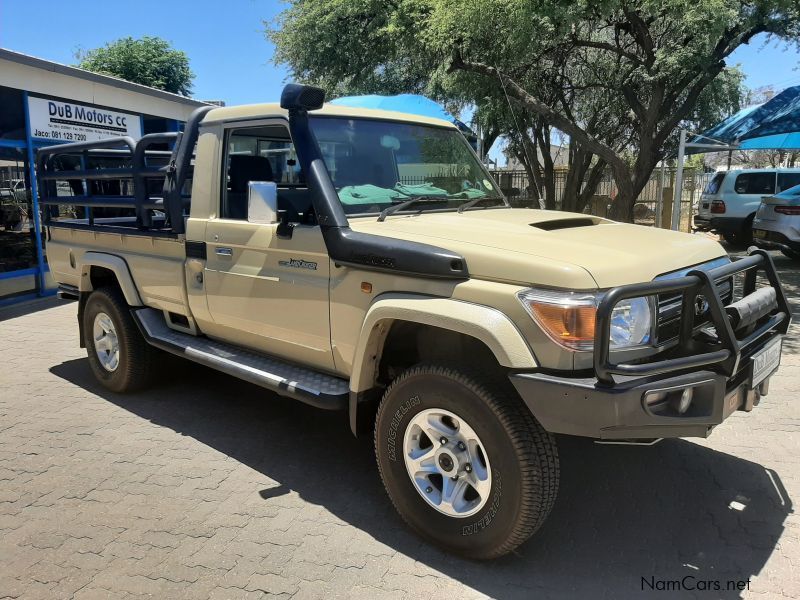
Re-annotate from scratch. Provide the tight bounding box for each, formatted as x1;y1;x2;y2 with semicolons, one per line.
594;249;790;385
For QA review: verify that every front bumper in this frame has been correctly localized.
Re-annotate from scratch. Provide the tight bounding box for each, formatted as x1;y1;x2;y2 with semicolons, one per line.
510;339;779;439
511;250;790;440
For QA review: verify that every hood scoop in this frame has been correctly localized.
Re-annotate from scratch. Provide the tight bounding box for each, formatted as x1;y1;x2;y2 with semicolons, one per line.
531;217;599;231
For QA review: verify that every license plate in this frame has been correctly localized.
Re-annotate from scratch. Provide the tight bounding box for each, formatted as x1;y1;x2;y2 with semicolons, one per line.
753;229;767;239
751;337;782;388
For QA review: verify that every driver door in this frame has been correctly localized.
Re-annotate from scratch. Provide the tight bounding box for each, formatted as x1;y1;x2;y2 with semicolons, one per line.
202;120;334;372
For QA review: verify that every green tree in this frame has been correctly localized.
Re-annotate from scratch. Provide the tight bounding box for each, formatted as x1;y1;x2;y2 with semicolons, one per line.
271;0;796;221
77;37;194;96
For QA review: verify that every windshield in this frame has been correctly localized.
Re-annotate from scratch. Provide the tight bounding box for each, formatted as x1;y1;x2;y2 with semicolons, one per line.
309;116;505;215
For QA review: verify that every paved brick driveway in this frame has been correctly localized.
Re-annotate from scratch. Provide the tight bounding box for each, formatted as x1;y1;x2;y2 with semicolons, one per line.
1;248;798;599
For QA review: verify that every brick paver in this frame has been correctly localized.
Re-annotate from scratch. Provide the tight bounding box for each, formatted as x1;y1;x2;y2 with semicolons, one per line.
1;249;798;599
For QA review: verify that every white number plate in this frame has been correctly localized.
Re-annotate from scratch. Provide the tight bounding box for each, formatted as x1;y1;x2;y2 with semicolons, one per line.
751;337;782;388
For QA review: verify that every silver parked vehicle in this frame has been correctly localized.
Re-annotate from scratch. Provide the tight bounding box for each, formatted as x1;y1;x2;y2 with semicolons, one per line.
752;182;800;261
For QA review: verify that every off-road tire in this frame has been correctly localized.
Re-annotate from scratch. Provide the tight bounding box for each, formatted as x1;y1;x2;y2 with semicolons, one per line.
374;364;559;559
722;214;754;247
83;287;159;393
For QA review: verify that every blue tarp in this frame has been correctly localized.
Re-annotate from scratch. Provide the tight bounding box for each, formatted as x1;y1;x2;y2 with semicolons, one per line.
739;131;800;150
692;104;762;144
690;85;800;151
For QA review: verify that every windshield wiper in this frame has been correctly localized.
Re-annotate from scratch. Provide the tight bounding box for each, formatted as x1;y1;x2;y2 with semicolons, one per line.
457;196;506;213
377;196;450;222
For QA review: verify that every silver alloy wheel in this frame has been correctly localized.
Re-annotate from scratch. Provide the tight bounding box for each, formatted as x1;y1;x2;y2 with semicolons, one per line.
403;408;492;518
93;312;120;372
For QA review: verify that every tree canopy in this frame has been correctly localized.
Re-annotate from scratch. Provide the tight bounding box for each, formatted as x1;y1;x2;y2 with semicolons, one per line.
271;0;798;221
76;37;194;96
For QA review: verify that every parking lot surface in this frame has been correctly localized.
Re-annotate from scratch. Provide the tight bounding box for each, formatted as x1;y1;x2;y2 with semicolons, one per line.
1;248;798;599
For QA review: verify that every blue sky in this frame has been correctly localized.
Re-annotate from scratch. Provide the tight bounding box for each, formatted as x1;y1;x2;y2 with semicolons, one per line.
0;0;291;105
2;0;798;104
1;0;799;163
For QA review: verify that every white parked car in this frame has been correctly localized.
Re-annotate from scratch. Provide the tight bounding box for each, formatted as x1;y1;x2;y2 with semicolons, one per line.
752;182;800;261
694;168;800;245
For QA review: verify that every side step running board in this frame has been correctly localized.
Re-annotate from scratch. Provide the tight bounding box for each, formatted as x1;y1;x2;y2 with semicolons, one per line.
132;308;349;410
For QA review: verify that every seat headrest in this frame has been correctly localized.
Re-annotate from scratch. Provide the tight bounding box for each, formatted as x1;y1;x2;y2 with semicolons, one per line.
334;147;396;189
229;155;273;193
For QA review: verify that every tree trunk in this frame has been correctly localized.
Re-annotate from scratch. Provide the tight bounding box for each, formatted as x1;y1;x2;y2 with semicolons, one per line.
513;149;544;208
542;163;556;210
610;158;661;223
561;141;595;213
609;187;634;222
575;158;607;214
607;159;637;222
532;123;557;209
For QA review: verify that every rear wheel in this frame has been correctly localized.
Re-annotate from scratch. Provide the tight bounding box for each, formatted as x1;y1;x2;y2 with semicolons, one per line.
83;287;160;393
722;215;754;247
722;231;742;246
374;364;559;559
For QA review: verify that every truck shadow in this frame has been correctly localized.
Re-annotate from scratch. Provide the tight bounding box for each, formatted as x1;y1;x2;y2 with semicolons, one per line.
0;295;60;322
51;358;792;599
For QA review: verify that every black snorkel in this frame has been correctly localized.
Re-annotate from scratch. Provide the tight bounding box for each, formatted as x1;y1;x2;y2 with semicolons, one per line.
281;83;469;279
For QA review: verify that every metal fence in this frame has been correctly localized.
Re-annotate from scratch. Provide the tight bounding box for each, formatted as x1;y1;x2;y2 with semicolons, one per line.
489;168;715;229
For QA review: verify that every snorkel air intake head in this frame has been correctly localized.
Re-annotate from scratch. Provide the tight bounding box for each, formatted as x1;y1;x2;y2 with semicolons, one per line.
280;84;325;112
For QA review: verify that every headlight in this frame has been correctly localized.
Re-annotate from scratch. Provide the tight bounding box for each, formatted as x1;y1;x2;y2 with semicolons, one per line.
517;289;654;351
609;296;652;348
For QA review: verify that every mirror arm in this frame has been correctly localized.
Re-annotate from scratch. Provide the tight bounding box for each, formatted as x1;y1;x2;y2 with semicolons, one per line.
277;210;294;239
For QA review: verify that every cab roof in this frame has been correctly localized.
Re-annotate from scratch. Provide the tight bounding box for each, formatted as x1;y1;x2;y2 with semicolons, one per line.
201;102;457;129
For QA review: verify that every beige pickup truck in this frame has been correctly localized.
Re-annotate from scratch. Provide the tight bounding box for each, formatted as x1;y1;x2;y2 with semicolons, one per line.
39;84;790;559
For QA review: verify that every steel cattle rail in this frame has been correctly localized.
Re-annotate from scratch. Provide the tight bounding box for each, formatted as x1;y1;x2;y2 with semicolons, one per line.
36;106;211;234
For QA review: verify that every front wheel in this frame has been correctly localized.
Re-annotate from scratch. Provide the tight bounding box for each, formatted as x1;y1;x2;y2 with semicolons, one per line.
374;364;559;559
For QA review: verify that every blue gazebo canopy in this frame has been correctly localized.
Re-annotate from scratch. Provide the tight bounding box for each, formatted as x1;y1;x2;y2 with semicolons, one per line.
329;94;473;134
690;85;800;152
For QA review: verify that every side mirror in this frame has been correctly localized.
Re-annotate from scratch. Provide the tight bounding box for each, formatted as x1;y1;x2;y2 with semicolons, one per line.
247;182;278;224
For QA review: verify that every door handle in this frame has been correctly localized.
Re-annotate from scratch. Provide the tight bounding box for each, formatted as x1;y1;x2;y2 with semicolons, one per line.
215;247;233;257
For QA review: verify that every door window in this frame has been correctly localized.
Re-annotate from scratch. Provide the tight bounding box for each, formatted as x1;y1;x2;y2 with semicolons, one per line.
734;172;776;195
704;172;725;195
777;172;800;193
220;124;300;220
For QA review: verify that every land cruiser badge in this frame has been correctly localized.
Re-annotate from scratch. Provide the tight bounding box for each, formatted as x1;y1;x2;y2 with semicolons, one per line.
694;294;710;316
279;258;317;270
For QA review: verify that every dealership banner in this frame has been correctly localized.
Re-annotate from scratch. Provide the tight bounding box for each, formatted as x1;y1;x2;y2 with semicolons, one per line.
27;96;142;143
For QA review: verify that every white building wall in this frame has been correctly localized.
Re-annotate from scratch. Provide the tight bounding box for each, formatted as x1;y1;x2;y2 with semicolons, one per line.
0;57;203;121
